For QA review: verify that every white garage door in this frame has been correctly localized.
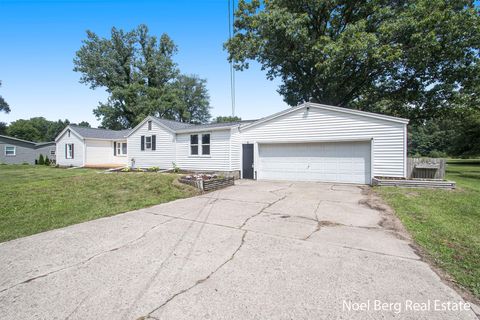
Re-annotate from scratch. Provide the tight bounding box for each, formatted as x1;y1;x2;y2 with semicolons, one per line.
257;141;371;184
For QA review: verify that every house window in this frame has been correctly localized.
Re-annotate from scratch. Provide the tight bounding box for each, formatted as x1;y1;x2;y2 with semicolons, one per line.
145;136;152;149
190;134;199;155
116;142;127;156
148;121;152;130
66;144;74;159
190;133;210;156
5;146;15;156
50;150;56;156
202;134;210;155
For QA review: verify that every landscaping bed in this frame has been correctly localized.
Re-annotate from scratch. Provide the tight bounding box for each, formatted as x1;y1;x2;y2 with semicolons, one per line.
179;173;235;192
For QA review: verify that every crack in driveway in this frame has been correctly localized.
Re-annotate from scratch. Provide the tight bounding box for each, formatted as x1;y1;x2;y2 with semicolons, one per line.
239;195;287;229
0;200;219;295
141;230;248;319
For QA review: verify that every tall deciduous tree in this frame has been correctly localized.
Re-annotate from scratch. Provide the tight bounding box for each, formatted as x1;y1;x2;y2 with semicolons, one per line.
225;0;480;122
74;25;211;129
171;75;211;123
0;81;10;113
76;121;91;128
7;118;70;142
0;122;7;135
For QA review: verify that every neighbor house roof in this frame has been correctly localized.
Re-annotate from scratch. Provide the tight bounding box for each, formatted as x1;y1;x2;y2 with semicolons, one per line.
0;135;55;148
68;125;131;140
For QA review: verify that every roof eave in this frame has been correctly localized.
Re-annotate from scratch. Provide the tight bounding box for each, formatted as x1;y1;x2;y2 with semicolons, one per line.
176;125;240;134
0;135;37;146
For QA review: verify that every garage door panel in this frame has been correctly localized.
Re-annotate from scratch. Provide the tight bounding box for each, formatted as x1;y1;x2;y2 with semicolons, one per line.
257;142;371;184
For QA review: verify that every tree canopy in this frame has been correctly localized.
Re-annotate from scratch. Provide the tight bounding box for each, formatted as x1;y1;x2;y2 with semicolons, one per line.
225;0;480;123
74;24;211;129
0;81;10;113
6;118;71;142
77;121;91;128
0;122;7;135
214;116;242;123
171;75;211;123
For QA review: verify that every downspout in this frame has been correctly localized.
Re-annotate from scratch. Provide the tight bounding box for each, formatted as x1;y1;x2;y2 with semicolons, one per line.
228;128;232;172
173;134;177;169
82;138;86;167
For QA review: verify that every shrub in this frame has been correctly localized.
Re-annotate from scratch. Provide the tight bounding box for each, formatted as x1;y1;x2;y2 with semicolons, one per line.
38;154;45;165
172;162;180;173
121;167;131;172
44;156;51;166
147;166;160;172
428;150;448;158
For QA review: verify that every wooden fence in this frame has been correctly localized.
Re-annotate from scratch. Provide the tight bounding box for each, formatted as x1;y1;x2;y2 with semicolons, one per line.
407;158;446;180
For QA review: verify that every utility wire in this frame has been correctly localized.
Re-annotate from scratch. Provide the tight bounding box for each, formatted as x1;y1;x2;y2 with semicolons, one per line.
228;0;236;116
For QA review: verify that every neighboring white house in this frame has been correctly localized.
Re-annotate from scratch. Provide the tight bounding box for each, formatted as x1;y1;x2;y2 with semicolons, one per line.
125;102;408;184
55;125;130;168
54;103;409;184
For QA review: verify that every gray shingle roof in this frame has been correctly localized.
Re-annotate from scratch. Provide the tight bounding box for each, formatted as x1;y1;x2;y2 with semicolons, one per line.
0;135;55;148
70;125;131;140
153;117;256;132
154;118;195;131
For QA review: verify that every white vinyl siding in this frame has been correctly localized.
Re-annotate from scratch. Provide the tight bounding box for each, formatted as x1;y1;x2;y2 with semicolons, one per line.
230;128;241;171
85;139;127;166
240;107;406;178
56;130;84;167
128;121;175;169
175;130;231;171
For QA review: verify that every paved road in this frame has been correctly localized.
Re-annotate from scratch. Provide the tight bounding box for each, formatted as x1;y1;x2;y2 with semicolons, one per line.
0;180;477;319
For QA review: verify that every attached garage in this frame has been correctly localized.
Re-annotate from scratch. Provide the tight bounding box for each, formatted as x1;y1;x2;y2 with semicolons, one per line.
257;141;371;184
239;103;409;184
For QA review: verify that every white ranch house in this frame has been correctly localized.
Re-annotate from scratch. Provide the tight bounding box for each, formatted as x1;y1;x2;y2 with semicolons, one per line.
55;103;409;184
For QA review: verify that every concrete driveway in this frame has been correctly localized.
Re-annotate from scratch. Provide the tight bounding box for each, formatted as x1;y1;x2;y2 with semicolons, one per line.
0;181;477;320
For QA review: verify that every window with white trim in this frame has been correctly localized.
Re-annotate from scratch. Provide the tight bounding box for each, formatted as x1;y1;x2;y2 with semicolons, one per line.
202;134;210;155
116;142;127;156
145;136;152;149
190;133;210;156
190;134;198;155
66;144;74;159
5;146;15;156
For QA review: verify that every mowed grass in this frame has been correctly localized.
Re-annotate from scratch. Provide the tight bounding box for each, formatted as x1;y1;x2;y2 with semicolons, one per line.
375;160;480;299
0;165;198;242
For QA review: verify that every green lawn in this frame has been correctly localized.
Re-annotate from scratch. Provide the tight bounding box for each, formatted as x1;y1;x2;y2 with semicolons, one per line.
0;165;197;242
375;160;480;299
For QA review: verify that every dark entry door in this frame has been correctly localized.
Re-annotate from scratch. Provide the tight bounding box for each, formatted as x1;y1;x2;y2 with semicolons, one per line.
242;144;254;179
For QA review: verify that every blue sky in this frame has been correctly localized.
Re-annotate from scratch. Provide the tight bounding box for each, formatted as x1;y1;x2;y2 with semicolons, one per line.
0;0;288;126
